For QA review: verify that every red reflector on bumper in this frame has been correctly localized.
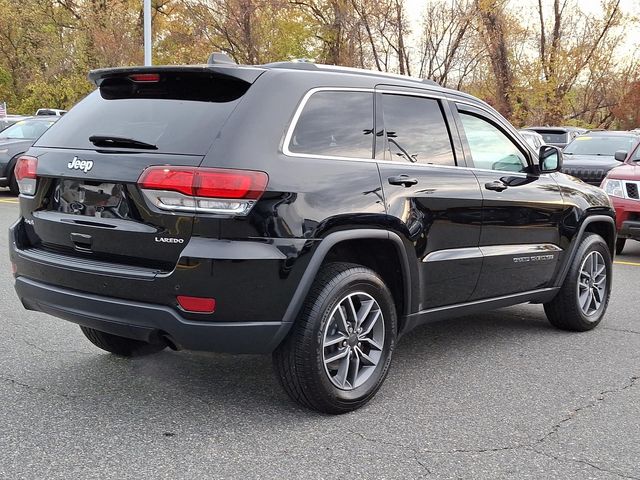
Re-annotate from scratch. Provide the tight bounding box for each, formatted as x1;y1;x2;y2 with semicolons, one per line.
177;295;216;313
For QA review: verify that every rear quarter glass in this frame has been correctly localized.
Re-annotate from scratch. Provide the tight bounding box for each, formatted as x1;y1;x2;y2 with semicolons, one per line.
35;73;251;156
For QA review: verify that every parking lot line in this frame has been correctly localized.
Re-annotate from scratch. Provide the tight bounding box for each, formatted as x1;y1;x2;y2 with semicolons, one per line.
614;260;640;267
0;199;18;204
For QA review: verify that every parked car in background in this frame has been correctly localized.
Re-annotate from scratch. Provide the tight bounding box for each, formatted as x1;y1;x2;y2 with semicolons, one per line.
0;116;58;194
561;131;639;185
35;108;67;116
518;129;545;150
563;126;589;136
0;115;29;132
601;142;640;254
522;126;581;149
9;59;616;413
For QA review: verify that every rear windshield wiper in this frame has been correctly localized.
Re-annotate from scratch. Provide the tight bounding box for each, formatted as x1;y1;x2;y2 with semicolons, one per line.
89;135;158;150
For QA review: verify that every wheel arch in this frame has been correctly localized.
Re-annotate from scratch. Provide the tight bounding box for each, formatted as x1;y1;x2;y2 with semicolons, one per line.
553;214;616;288
281;230;413;327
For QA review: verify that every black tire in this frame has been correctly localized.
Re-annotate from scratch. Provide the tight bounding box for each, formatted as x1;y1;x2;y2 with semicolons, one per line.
8;169;19;195
616;238;626;255
273;262;397;414
80;326;165;357
544;233;612;331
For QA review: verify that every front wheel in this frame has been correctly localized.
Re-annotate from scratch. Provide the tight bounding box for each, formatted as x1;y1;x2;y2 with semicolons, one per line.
273;262;397;414
544;233;612;331
8;170;19;195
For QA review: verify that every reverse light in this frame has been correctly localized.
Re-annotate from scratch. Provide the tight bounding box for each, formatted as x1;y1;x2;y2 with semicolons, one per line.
14;155;38;195
138;166;268;216
177;295;216;313
601;178;624;198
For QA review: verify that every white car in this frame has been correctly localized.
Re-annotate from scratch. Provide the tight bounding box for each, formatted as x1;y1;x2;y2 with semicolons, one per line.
519;129;545;150
35;108;67;116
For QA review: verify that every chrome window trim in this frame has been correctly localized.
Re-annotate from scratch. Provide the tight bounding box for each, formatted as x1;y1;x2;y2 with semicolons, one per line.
282;87;375;162
282;87;550;178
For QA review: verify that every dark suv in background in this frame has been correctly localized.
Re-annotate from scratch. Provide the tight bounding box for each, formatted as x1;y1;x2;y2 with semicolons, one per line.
561;131;639;185
523;126;585;149
10;59;616;413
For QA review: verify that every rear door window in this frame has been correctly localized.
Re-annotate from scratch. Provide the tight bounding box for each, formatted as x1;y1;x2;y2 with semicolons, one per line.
36;73;250;155
288;90;374;159
379;94;455;166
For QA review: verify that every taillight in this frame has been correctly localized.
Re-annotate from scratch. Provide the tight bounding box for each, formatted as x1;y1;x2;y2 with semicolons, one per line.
14;155;38;195
138;166;268;216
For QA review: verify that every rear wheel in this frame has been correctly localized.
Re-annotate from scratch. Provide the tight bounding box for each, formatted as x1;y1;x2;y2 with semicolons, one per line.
80;326;165;357
544;233;612;331
616;238;626;255
273;262;397;414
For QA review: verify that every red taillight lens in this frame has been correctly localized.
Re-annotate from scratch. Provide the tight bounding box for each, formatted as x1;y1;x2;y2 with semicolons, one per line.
194;169;267;199
14;155;37;181
177;295;216;313
129;73;160;82
14;155;38;195
138;167;195;196
138;166;268;216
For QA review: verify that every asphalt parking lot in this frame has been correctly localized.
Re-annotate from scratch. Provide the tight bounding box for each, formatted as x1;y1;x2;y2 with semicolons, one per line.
0;190;638;480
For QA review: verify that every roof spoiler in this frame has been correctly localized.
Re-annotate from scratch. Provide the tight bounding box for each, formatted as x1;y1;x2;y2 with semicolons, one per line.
89;63;265;87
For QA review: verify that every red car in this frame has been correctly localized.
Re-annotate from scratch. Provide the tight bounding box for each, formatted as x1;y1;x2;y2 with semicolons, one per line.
601;145;640;254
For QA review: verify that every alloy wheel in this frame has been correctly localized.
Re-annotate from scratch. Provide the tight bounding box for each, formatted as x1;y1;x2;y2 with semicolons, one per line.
322;292;385;390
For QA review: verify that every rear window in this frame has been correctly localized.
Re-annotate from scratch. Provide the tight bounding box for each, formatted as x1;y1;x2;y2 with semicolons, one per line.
564;135;637;156
288;91;374;158
535;131;568;143
36;73;250;155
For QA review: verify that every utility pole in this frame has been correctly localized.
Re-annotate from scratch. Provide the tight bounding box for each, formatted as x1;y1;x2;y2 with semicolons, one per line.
144;0;152;65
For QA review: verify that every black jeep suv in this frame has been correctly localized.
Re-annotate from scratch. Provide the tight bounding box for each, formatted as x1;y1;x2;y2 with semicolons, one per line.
9;59;616;413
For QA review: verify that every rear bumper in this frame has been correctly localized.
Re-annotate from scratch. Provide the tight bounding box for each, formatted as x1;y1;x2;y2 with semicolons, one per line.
9;217;314;353
15;276;291;353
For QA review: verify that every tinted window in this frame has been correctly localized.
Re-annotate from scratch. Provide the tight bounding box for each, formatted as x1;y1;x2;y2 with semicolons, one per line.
380;94;454;165
36;74;250;155
460;112;528;172
537;132;568;144
563;135;637;156
289;91;373;158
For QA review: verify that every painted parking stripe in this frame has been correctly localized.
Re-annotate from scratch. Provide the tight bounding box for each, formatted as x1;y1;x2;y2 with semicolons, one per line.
0;199;18;204
614;260;640;267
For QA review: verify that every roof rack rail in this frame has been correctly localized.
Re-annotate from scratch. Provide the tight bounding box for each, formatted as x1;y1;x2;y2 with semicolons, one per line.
207;52;237;65
262;61;440;87
262;61;319;71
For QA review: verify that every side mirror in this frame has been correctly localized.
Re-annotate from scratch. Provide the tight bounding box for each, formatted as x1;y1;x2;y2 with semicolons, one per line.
614;150;627;162
538;145;562;173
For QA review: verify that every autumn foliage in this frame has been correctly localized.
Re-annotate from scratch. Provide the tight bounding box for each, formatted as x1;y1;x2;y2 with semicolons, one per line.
0;0;638;128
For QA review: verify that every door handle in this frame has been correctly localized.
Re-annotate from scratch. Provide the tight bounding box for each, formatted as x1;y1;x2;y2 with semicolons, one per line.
388;175;418;187
484;181;508;192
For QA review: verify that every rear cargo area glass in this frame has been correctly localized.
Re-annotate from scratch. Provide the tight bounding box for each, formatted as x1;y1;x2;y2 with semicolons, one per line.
35;73;250;155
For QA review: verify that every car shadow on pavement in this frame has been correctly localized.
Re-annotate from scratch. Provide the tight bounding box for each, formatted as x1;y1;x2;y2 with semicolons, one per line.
21;304;562;423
